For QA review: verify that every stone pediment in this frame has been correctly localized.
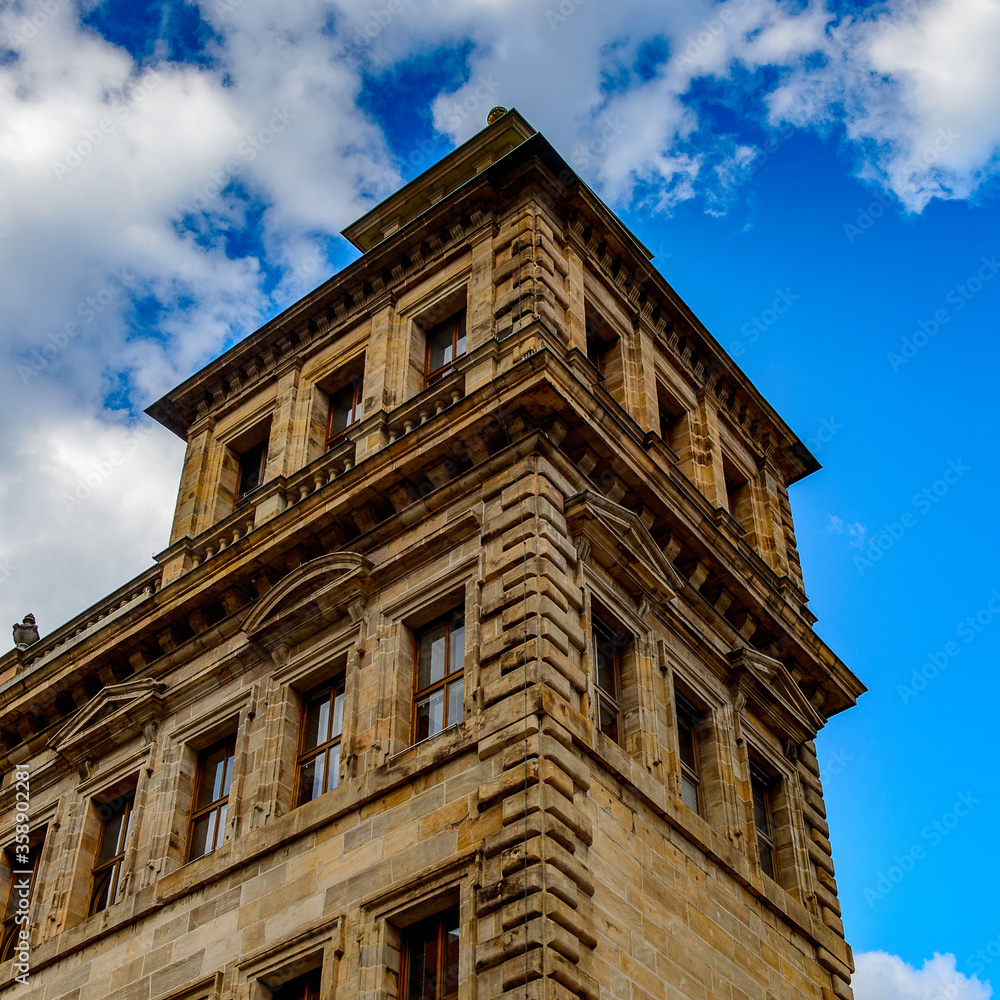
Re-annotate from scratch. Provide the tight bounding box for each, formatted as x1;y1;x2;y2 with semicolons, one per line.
242;552;373;652
49;678;166;774
564;491;684;606
729;647;825;742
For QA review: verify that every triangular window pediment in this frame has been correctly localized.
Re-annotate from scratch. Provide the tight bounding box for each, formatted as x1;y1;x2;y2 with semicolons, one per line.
49;679;166;771
565;490;684;605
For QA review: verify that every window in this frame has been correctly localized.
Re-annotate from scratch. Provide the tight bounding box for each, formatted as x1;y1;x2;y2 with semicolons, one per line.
271;968;322;1000
413;608;465;743
187;735;236;860
326;379;363;449
400;907;459;1000
675;693;703;814
424;311;467;387
1;839;43;962
296;680;345;805
235;439;268;509
592;613;628;744
89;789;136;914
750;762;778;880
585;319;612;375
659;403;678;446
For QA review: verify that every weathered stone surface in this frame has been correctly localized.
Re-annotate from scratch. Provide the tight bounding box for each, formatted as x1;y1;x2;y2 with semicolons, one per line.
0;110;862;1000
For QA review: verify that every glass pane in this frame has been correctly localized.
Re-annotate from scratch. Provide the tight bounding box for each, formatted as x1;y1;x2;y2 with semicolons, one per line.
455;329;466;360
197;745;226;808
442;916;460;997
449;622;464;676
418;623;448;688
682;774;700;813
677;718;696;772
299;756;325;805
90;869;113;913
215;803;228;848
428;324;452;375
332;688;345;738
759;837;775;879
96;806;126;865
447;678;464;728
330;385;356;436
594;628;620;697
304;694;331;750
190;812;215;860
325;744;341;793
752;779;771;834
416;690;445;742
598;698;619;742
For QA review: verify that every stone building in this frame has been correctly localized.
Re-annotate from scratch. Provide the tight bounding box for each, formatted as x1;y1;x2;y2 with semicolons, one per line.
0;109;863;1000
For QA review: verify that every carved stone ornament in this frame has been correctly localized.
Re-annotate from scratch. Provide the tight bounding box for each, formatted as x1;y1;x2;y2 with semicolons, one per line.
12;613;40;650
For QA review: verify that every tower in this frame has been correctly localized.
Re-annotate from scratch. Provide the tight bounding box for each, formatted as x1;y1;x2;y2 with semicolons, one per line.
0;110;863;1000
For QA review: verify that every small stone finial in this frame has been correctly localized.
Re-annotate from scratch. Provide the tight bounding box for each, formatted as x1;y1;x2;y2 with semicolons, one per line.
487;106;508;125
12;613;40;650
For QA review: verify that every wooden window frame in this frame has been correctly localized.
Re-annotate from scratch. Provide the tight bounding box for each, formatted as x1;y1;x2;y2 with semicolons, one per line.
186;735;237;862
325;379;364;450
295;679;346;807
675;692;703;814
89;790;136;915
411;608;465;745
750;761;778;880
399;906;460;1000
424;312;467;387
235;439;268;510
1;839;43;962
592;614;625;745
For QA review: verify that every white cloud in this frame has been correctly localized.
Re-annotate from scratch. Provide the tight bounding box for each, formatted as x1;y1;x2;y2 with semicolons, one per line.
853;952;993;1000
1;0;999;639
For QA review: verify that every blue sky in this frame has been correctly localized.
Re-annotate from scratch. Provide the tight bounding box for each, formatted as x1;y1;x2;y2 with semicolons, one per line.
1;2;998;997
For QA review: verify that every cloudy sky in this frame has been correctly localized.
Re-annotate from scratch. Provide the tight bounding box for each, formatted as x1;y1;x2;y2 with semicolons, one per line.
1;0;998;995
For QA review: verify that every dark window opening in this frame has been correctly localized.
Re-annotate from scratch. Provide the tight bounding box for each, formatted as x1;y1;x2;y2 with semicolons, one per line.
425;312;467;387
187;736;236;860
413;608;465;743
593;613;629;745
400;907;460;1000
271;968;322;1000
326;379;364;449
89;789;136;914
675;692;703;814
750;762;778;880
585;308;617;376
297;680;346;805
1;838;43;962
235;440;268;509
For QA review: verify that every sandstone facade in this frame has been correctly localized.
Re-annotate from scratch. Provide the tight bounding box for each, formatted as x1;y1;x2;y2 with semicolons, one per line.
0;110;863;1000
